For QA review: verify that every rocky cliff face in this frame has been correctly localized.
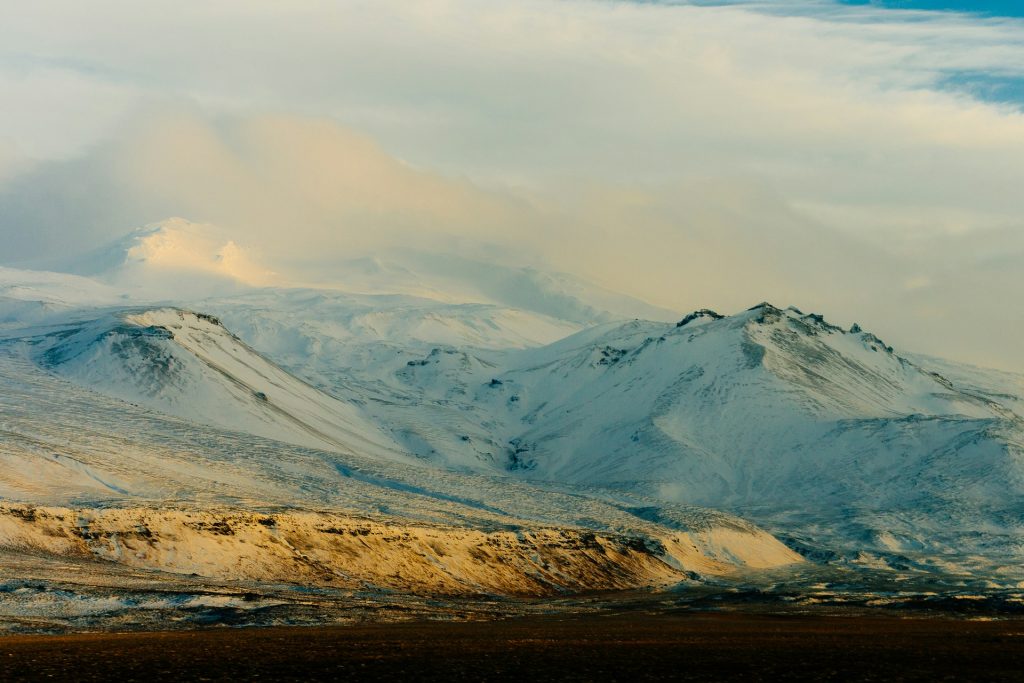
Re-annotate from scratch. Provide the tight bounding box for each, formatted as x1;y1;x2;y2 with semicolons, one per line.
0;505;799;596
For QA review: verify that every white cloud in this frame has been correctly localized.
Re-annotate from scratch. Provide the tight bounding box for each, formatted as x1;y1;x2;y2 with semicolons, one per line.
0;0;1022;370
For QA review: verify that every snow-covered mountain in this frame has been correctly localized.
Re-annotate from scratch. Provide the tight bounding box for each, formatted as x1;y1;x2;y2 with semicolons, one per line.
0;266;126;330
209;299;1019;580
8;292;1021;584
0;336;800;600
0;222;1022;624
48;218;677;326
62;218;280;298
318;248;680;325
471;304;1023;578
25;308;410;459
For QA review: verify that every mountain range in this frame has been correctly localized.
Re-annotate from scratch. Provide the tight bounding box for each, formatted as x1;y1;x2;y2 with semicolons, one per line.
0;218;1021;630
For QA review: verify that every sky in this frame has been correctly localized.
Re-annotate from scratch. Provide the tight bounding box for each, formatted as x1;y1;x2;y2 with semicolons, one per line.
0;0;1022;370
837;1;1024;16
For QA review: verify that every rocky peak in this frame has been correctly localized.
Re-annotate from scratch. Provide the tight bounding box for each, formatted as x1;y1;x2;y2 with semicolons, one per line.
675;309;724;328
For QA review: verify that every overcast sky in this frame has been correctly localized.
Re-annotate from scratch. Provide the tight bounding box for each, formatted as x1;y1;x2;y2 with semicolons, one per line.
0;1;1022;370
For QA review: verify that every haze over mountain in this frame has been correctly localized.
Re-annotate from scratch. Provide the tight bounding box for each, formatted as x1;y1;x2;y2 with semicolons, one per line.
0;217;1021;629
3;1;1024;372
0;0;1021;633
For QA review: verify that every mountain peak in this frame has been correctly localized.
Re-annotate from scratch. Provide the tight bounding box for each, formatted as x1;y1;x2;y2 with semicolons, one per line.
747;301;779;312
117;218;274;285
64;219;278;299
675;309;725;328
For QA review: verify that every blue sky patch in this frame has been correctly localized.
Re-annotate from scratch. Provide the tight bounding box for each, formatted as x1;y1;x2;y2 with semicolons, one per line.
681;1;1024;106
836;1;1024;17
938;71;1024;107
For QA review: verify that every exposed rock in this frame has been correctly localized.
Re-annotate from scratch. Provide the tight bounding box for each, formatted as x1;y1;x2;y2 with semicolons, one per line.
862;332;894;354
675;309;724;328
747;301;778;312
799;312;844;334
0;505;801;597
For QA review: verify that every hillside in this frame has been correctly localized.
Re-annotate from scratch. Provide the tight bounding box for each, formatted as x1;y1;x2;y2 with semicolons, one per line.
0;342;799;602
207;301;1023;580
0;247;1022;628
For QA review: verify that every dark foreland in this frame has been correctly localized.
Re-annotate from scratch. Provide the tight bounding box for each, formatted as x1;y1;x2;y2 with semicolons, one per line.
1;612;1022;682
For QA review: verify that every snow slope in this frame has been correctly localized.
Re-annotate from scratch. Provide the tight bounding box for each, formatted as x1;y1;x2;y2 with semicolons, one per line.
317;249;680;325
23;308;410;460
0;266;126;331
1;237;1022;598
0;346;799;597
221;301;1022;580
199;288;583;359
497;305;1023;578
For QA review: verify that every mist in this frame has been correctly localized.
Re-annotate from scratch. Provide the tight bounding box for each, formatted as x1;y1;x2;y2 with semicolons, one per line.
1;1;1022;370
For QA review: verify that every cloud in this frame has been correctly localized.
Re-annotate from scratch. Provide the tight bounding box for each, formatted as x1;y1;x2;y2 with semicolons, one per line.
0;1;1022;370
0;110;542;266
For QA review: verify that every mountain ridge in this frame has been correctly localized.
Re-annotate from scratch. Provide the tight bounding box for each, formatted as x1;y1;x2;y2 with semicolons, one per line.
8;296;1020;585
0;252;1021;625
